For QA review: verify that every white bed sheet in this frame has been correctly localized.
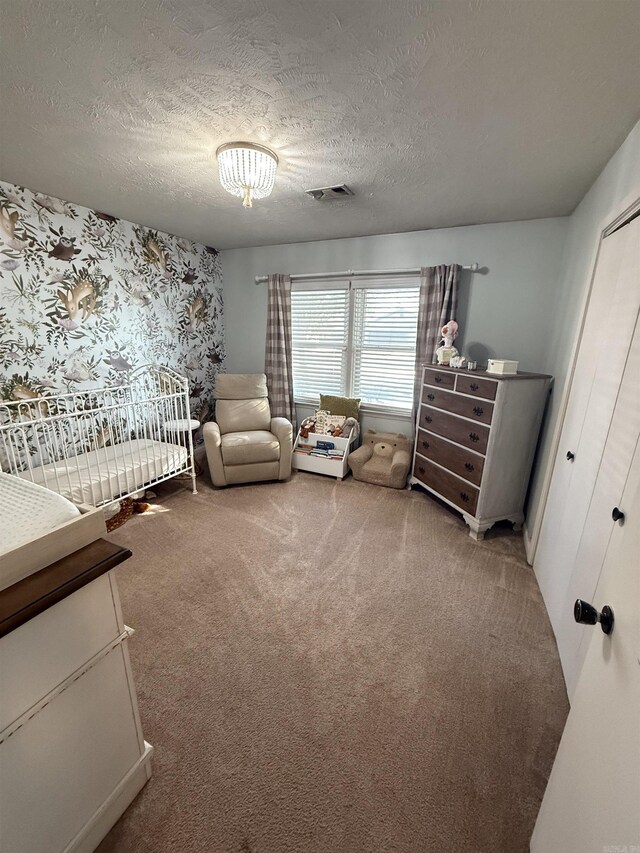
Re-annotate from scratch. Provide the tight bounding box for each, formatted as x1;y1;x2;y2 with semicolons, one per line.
0;471;80;555
17;438;188;506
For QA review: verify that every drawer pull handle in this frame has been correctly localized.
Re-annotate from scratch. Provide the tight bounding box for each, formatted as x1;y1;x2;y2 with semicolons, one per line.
470;383;479;391
460;492;470;502
418;466;425;475
464;462;474;472
473;406;484;417
469;432;480;443
435;376;442;384
427;393;435;401
421;440;429;449
425;415;433;424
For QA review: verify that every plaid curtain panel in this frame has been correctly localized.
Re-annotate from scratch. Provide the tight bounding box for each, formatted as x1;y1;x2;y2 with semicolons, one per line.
412;264;460;420
265;273;295;425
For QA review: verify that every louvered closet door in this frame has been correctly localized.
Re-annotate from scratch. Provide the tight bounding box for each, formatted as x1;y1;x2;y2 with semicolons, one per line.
532;432;640;852
535;213;640;690
557;219;640;698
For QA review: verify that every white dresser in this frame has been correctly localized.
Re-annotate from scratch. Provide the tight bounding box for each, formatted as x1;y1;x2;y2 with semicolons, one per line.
0;540;152;853
410;365;551;539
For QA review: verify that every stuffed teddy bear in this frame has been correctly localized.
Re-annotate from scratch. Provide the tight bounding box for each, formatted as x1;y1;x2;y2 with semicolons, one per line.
348;429;412;489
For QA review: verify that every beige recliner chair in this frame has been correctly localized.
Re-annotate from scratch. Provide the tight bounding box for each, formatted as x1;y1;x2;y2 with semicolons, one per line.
203;373;293;487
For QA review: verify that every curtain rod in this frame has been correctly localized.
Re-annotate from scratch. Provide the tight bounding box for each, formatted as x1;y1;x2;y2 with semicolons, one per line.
254;263;479;284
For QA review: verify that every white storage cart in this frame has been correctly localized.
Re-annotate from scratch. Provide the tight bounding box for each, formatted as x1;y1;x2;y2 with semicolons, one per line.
292;428;356;480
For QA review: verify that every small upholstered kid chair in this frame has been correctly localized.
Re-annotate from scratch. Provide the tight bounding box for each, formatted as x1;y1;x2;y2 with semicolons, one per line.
203;373;293;487
348;429;412;489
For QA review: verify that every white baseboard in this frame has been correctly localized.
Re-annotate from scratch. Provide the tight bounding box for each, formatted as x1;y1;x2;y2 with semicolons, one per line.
523;522;534;565
65;742;153;853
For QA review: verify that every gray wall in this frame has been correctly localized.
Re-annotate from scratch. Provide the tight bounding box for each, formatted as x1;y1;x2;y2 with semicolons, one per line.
223;217;567;436
526;118;640;553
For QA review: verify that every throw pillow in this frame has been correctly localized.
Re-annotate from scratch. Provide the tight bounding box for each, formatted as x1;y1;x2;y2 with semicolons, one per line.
319;394;361;420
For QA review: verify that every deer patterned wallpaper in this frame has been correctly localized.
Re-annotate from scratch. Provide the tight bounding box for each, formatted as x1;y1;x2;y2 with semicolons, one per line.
0;180;224;420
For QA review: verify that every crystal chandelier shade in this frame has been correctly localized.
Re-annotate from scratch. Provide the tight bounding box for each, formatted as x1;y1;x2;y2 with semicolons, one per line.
216;142;278;208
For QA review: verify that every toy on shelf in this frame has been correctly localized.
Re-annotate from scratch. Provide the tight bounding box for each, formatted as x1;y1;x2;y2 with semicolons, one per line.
300;417;317;439
435;319;459;366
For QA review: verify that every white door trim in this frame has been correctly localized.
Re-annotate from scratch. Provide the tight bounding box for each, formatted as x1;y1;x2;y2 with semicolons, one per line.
526;186;640;563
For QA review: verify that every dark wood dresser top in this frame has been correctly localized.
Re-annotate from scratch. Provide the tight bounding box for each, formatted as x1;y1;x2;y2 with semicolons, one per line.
0;538;131;638
422;364;552;381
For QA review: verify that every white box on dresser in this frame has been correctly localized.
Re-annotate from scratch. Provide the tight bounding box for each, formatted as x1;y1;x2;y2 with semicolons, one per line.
410;365;552;540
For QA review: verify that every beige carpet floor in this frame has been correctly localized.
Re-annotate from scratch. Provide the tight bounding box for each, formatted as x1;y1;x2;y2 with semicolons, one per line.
97;471;568;853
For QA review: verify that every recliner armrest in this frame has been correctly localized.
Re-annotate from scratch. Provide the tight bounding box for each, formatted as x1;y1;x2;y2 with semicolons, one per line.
203;421;226;487
270;417;293;445
270;417;293;480
203;421;221;446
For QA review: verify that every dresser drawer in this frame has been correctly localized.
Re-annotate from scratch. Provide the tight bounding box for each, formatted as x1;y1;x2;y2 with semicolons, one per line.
1;643;145;853
419;405;490;454
455;374;497;400
423;368;455;390
413;455;479;515
416;429;484;487
421;386;494;425
0;573;121;731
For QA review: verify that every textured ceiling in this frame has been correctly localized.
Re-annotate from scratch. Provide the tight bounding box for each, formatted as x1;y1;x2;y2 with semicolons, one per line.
1;0;639;249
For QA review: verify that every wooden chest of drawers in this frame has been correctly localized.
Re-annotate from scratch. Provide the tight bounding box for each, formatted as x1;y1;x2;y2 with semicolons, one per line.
411;365;551;540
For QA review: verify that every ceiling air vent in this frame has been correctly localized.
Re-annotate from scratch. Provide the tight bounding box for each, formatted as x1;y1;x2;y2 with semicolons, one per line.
305;184;354;201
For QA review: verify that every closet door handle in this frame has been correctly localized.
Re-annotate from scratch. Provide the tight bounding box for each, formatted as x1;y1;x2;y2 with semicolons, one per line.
611;507;625;525
464;462;474;472
473;406;484;417
427;393;435;401
566;451;575;461
469;432;480;443
574;599;614;635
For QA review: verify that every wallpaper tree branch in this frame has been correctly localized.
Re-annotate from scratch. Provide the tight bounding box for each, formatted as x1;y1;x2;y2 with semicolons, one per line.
0;180;224;421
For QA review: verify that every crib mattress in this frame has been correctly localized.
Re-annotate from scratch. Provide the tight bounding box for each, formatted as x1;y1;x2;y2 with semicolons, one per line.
0;472;81;555
18;438;188;506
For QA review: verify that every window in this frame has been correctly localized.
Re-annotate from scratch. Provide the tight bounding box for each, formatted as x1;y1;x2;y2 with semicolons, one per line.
291;279;419;412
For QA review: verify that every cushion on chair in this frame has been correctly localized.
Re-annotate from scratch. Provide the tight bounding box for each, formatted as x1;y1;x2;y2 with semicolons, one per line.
216;398;271;434
221;431;280;466
215;373;268;400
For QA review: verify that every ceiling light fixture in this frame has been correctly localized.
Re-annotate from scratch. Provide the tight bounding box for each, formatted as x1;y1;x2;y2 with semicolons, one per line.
216;142;278;209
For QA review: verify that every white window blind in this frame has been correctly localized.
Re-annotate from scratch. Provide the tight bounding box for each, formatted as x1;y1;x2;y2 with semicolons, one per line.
291;279;419;412
291;287;350;401
351;285;419;409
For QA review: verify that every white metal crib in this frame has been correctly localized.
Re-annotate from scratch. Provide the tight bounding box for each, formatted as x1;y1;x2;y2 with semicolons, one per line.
0;365;198;506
